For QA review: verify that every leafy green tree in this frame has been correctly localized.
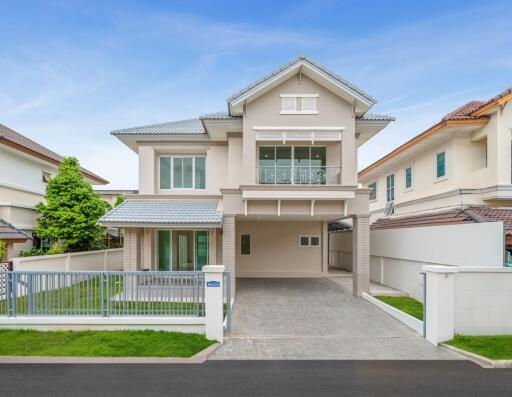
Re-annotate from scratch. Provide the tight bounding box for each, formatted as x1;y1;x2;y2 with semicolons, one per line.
35;157;110;252
0;240;7;261
114;195;124;207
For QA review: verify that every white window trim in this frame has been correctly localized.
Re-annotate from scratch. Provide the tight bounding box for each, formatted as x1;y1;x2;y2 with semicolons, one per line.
240;233;251;256
433;149;448;183
368;181;378;202
159;155;206;191
280;94;319;115
155;229;209;272
299;235;311;247
309;235;321;247
386;173;395;203
404;165;413;192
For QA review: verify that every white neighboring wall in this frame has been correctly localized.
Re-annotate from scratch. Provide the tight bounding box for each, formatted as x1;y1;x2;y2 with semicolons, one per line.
12;249;123;271
330;222;505;300
425;266;512;344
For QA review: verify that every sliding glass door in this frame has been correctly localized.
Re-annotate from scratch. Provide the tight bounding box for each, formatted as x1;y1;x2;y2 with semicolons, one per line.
157;230;209;271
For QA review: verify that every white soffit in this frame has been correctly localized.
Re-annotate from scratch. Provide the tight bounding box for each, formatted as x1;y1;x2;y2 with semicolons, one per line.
254;126;344;143
242;190;355;200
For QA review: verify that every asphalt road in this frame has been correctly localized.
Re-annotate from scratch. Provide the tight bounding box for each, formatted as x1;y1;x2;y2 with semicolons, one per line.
0;360;511;396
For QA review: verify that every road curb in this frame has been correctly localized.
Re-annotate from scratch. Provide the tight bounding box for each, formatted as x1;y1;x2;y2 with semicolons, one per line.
441;344;512;368
0;343;221;364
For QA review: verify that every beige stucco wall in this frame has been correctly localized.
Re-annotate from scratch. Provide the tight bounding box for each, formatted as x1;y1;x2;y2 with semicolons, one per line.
235;220;324;277
242;74;356;186
364;103;512;218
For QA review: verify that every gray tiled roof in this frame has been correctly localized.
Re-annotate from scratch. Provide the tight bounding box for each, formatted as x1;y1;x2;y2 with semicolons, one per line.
199;112;241;120
100;200;222;225
357;113;395;121
111;119;207;135
227;55;376;105
0;219;32;241
0;123;107;183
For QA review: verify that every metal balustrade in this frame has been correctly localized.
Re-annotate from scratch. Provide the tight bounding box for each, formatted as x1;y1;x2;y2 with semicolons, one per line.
0;271;215;317
256;166;340;185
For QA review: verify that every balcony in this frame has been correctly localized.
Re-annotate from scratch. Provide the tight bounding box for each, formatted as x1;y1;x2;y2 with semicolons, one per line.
256;166;340;185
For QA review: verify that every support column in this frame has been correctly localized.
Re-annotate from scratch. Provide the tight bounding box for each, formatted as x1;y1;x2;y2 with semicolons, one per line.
209;229;217;265
6;242;14;261
123;228;139;272
322;221;328;274
222;215;236;297
142;228;152;270
203;265;225;342
352;215;370;297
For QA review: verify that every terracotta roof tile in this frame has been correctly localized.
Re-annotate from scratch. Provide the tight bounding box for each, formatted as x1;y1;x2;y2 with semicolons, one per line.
0;219;32;241
371;206;512;235
442;101;487;120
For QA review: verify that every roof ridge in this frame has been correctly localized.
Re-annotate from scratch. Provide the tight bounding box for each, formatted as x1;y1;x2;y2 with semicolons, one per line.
226;55;376;105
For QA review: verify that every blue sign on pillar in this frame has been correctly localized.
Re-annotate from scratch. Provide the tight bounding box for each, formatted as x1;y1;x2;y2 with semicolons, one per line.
207;281;220;287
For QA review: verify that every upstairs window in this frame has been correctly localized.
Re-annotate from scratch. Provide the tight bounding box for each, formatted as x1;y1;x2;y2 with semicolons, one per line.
368;182;377;201
386;174;395;202
42;171;51;183
160;156;206;190
280;94;318;114
436;151;446;179
405;166;413;190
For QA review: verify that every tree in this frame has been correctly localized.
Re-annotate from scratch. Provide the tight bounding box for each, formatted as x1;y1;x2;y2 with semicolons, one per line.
114;195;124;207
0;240;7;261
35;157;110;252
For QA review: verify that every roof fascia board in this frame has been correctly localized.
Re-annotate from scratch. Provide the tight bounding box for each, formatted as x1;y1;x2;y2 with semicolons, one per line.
472;92;512;116
0;138;108;185
358;118;488;179
229;60;374;113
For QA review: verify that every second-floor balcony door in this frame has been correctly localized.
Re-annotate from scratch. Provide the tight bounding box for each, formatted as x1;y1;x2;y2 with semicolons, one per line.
258;146;327;185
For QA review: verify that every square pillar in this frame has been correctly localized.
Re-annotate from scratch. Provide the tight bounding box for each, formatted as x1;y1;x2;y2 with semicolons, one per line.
352;215;370;297
222;215;236;297
142;228;152;270
123;228;140;272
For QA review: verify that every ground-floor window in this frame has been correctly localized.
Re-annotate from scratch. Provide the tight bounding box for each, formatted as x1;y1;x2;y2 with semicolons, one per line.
240;234;251;255
157;230;208;271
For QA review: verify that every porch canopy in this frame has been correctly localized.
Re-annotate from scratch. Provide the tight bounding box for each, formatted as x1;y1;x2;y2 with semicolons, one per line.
100;200;222;228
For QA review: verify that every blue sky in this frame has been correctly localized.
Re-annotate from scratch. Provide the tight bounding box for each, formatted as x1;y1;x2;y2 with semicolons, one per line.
1;0;512;188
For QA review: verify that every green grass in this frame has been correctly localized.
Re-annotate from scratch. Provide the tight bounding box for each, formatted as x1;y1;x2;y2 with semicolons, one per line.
0;329;215;357
445;335;512;360
375;296;423;320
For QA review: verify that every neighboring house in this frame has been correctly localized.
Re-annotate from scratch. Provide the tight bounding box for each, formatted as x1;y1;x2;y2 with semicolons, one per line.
101;55;394;296
95;189;139;206
359;87;512;219
0;123;108;257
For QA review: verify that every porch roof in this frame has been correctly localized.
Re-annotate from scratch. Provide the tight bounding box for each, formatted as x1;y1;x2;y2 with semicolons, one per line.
100;200;222;227
0;219;32;242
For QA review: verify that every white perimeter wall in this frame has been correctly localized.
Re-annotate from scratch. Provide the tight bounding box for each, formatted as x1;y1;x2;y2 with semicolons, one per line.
13;249;123;271
330;222;505;300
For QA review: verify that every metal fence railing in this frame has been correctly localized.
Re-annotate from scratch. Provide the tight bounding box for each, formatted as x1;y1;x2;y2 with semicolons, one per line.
0;271;207;317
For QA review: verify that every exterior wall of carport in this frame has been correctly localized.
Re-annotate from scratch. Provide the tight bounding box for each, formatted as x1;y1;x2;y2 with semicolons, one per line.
235;220;327;277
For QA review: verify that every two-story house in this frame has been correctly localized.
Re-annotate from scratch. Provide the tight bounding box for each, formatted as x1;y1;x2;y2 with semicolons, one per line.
0;123;108;258
100;56;393;296
359;87;512;246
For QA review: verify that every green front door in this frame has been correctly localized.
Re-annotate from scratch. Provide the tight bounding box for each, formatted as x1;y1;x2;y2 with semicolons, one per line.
158;231;171;271
158;230;208;271
195;231;208;271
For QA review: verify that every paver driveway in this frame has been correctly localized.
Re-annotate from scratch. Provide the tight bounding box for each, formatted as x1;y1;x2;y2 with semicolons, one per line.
211;278;458;360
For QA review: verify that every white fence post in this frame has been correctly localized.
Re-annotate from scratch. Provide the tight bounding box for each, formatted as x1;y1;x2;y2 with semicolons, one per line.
424;265;457;345
203;265;225;343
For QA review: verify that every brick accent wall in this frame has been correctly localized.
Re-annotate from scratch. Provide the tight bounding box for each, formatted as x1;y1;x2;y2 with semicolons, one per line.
352;215;370;297
123;227;139;271
222;215;236;296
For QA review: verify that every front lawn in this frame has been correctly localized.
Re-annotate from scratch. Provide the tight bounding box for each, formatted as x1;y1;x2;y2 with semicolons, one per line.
445;335;512;360
0;330;215;357
375;296;423;320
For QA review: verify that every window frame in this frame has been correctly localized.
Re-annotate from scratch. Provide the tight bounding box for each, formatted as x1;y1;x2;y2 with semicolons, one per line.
434;149;447;181
368;181;377;202
240;234;251;256
404;165;413;192
386;173;395;203
280;94;319;115
298;235;321;248
159;155;206;191
309;235;320;247
299;235;311;247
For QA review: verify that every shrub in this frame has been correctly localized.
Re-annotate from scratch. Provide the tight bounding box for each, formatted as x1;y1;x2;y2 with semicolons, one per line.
46;241;65;255
19;248;46;257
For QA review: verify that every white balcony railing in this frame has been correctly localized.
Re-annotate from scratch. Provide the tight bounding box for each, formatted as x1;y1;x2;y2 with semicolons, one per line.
256;166;340;185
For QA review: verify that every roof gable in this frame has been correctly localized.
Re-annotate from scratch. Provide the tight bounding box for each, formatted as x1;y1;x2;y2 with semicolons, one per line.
227;55;376;116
